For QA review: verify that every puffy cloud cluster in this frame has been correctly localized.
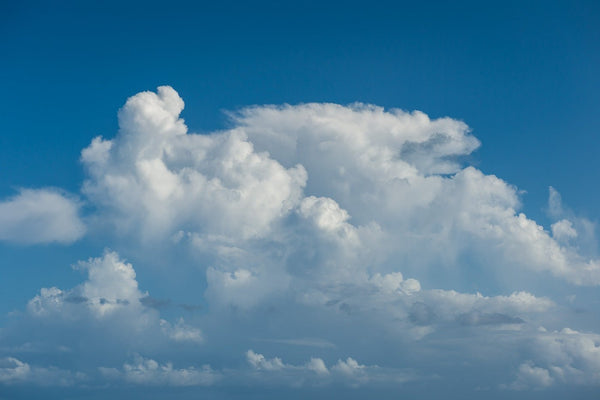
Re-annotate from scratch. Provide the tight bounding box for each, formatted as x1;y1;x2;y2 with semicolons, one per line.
100;355;218;386
77;87;600;310
0;188;85;244
245;350;414;387
234;103;600;286
81;86;306;241
3;86;600;395
0;357;85;386
14;251;204;358
508;328;600;389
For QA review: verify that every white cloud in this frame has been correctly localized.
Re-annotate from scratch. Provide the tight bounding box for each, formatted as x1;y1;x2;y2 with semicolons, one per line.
244;350;412;387
21;251;203;350
332;357;365;376
0;357;85;386
78;87;600;328
505;328;600;389
370;272;421;295
551;219;578;241
160;318;203;344
508;362;554;390
101;355;218;386
81;86;306;242
27;251;146;319
5;86;600;394
547;187;597;257
306;357;329;375
0;188;85;244
228;101;600;286
246;350;286;371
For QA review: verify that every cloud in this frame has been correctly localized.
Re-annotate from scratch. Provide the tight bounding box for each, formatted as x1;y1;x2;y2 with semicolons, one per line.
246;350;286;371
0;357;85;386
244;351;414;387
78;87;600;309
232;102;600;286
505;328;600;389
160;318;203;344
547;187;597;256
4;86;600;395
5;251;204;363
0;188;85;244
27;251;146;319
551;219;578;241
100;355;218;386
81;86;306;242
507;361;554;390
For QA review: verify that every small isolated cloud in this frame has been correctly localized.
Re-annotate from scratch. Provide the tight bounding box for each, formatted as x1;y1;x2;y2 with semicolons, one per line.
0;188;85;244
160;318;203;344
255;337;336;349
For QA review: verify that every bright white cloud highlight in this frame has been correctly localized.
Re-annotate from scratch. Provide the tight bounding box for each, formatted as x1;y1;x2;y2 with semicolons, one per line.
4;86;600;395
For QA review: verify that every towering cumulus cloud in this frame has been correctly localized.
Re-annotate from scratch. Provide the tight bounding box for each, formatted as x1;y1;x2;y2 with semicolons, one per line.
81;86;600;287
81;86;306;241
2;87;599;396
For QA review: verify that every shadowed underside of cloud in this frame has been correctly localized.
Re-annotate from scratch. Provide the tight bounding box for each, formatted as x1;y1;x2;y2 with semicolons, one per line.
2;86;600;395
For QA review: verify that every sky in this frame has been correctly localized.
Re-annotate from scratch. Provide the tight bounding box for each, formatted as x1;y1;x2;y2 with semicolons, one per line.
1;1;600;398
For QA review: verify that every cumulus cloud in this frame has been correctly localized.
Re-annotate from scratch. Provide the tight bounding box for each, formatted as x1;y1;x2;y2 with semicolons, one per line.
8;251;204;361
78;87;600;309
551;219;578;241
0;188;85;244
100;355;218;386
160;318;203;344
81;86;306;242
231;102;600;286
27;251;147;319
0;357;85;386
246;350;286;371
507;361;554;390
245;351;413;387
5;86;600;395
505;328;600;389
547;187;597;256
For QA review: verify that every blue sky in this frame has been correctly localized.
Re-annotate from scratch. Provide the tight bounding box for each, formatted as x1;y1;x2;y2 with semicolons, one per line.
1;1;600;398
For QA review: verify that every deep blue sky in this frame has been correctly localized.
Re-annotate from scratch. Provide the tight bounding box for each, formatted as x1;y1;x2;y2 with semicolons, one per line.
1;1;600;398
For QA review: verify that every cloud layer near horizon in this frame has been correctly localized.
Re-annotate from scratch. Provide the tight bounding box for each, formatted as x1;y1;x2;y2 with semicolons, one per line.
2;86;599;396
